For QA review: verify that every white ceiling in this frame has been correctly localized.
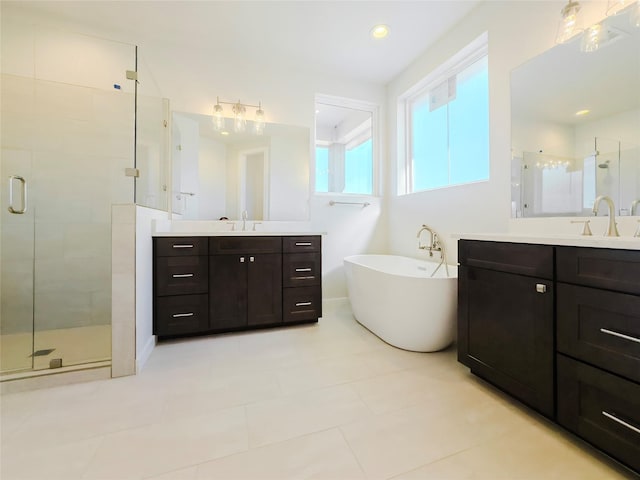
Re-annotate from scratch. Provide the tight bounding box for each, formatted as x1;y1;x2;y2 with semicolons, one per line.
8;0;481;85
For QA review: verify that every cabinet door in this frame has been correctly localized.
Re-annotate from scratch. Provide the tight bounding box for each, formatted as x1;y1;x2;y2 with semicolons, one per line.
210;255;248;329
458;265;554;417
248;254;282;326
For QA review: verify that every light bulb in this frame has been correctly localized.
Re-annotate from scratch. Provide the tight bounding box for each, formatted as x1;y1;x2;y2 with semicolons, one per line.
213;103;224;131
233;102;246;133
581;23;606;52
556;0;583;43
255;103;265;135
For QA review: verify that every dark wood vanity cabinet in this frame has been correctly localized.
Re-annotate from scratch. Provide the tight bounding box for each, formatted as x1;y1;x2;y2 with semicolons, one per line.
556;246;640;472
154;235;321;338
459;240;640;474
458;240;555;418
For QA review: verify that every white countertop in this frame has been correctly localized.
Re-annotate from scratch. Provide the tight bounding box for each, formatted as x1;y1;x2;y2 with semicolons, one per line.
455;232;640;250
153;231;324;237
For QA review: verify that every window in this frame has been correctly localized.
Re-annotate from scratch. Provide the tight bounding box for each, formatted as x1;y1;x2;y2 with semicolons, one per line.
314;95;378;195
400;34;489;194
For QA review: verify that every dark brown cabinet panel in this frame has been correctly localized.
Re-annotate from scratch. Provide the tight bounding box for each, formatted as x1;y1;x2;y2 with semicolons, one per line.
283;236;321;253
458;263;554;417
459;240;553;279
283;253;321;287
210;236;281;255
247;254;282;326
283;286;322;323
155;294;209;336
557;246;640;295
557;354;640;473
557;283;640;383
155;255;208;296
209;255;249;330
154;237;208;257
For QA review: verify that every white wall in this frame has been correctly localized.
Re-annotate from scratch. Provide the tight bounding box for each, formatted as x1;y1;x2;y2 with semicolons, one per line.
385;0;610;262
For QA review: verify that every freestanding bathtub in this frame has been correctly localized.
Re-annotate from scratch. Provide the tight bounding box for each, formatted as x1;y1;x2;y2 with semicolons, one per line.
344;255;458;352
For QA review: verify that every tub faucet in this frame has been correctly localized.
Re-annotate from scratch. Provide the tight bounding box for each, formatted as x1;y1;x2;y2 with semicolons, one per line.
631;199;640;216
592;195;619;237
417;224;441;257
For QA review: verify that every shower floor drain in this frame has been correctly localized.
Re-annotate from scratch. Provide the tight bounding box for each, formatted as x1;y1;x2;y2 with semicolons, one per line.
30;348;55;357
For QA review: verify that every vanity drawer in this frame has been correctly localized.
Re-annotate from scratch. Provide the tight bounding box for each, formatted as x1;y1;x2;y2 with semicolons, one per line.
458;240;553;279
283;236;321;253
283;253;321;287
209;236;282;255
155;256;208;296
154;237;208;257
283;286;322;323
557;354;640;473
155;294;209;336
556;247;640;295
557;283;640;383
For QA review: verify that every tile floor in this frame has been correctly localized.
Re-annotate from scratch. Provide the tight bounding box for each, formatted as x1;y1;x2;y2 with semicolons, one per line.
0;300;635;479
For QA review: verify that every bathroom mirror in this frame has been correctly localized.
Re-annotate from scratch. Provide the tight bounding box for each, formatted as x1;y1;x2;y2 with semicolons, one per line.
314;95;377;195
511;8;640;218
171;112;310;221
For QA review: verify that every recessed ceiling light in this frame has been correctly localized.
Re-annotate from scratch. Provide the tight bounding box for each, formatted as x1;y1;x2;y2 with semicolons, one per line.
371;24;390;39
575;109;590;116
221;131;230;136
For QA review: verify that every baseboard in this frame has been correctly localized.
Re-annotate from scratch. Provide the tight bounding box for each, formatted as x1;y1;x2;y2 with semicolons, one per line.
136;335;157;373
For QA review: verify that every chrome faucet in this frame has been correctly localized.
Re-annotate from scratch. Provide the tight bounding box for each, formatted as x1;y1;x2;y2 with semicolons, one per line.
241;210;248;231
631;199;640;216
592;195;619;237
417;224;449;277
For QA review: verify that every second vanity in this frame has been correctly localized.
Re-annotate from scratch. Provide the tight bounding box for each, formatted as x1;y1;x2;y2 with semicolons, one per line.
457;234;640;474
153;231;322;338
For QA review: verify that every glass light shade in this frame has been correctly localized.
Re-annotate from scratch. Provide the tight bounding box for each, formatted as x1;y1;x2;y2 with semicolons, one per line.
213;103;224;131
233;103;246;133
254;106;265;135
630;1;640;26
581;23;607;52
556;0;583;43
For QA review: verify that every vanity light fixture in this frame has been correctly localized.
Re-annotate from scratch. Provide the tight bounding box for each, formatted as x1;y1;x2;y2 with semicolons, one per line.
370;24;390;39
556;0;583;44
212;97;265;134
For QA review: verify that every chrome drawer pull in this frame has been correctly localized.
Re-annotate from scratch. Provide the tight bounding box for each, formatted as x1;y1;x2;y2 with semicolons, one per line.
295;268;312;272
295;242;312;246
602;411;640;435
600;328;640;344
172;273;194;278
535;284;547;294
295;302;312;307
172;313;194;318
172;244;194;248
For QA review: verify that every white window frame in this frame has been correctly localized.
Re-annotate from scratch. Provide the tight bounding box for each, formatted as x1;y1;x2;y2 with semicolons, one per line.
313;94;380;197
397;32;488;195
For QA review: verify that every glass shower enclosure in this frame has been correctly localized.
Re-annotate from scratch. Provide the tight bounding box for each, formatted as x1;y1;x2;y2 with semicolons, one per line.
1;21;137;375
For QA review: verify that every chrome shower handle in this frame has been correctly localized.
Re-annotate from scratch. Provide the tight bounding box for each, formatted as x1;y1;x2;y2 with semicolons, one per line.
8;175;27;214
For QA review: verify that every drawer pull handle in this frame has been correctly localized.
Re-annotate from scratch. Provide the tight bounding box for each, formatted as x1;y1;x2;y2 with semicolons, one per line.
600;328;640;344
172;244;194;248
172;313;194;318
250;256;255;263
296;302;312;307
172;273;194;278
295;268;312;272
535;284;547;294
295;242;312;246
602;411;640;435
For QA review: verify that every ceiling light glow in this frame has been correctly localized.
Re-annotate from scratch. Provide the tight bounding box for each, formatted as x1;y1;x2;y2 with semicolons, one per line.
575;109;590;116
371;24;390;39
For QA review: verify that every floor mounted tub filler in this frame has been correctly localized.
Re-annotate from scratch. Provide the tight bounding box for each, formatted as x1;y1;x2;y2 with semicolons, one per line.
344;254;457;352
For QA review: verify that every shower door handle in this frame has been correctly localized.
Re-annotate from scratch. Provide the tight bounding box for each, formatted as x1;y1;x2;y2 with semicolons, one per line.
8;175;27;214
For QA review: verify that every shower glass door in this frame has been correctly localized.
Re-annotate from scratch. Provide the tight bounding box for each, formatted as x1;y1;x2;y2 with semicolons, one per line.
1;21;136;374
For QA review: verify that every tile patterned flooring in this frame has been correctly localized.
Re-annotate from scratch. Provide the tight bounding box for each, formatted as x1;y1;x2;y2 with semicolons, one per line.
0;300;635;479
